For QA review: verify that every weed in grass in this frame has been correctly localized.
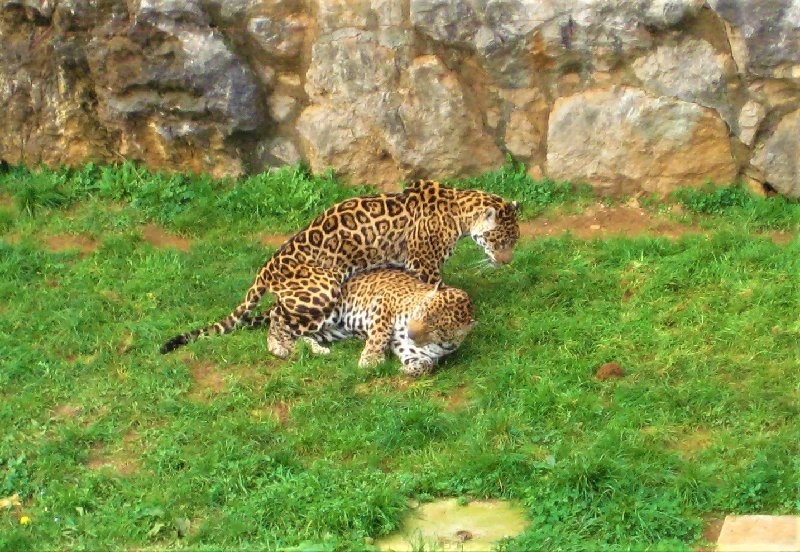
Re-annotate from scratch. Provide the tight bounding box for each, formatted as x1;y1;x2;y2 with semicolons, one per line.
673;181;753;215
12;170;70;216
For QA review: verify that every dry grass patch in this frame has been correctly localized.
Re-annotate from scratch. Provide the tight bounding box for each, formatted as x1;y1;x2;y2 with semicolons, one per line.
52;404;82;418
441;384;470;412
259;232;294;248
87;431;142;476
187;360;227;402
672;428;714;459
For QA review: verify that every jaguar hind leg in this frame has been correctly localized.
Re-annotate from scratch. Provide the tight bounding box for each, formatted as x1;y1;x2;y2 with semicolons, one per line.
269;267;342;358
358;303;392;369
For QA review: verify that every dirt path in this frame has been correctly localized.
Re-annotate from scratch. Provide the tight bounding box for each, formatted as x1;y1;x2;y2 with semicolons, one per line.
520;204;700;240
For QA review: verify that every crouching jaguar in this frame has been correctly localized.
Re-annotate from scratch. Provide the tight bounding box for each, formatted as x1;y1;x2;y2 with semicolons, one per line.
160;180;518;357
243;268;475;375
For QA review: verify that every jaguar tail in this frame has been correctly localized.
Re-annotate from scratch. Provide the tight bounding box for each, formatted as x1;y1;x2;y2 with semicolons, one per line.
159;282;270;354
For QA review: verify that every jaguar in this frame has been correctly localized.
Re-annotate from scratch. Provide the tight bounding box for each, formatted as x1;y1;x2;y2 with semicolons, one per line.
160;180;518;357
245;268;475;376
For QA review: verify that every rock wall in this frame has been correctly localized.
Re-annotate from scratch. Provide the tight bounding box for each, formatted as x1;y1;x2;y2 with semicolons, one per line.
1;0;799;197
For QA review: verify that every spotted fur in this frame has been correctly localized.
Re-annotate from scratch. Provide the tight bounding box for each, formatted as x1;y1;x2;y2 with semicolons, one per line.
246;268;474;375
160;180;518;356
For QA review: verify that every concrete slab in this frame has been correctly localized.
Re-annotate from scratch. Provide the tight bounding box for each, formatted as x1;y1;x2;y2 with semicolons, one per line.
717;515;800;552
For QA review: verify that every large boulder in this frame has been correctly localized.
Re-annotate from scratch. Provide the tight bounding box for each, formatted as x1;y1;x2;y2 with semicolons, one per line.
411;0;706;82
751;108;800;198
546;86;737;195
632;38;736;128
392;55;504;177
298;23;502;187
297;28;408;187
85;0;263;176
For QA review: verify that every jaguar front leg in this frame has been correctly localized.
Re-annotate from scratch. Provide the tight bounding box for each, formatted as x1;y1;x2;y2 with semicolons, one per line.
301;336;331;355
399;358;435;377
358;304;392;369
267;305;295;358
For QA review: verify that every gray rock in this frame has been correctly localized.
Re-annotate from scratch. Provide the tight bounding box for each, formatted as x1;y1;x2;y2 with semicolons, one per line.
258;137;301;166
297;104;404;188
268;94;298;124
752;108;800;198
411;0;481;47
738;100;766;146
89;0;261;134
710;0;800;80
248;15;307;60
1;0;55;19
203;0;262;21
135;0;210;27
305;29;406;102
392;55;504;177
632;38;735;127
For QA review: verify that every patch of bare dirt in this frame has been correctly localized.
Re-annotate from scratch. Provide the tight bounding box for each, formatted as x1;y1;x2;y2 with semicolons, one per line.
118;332;134;354
269;401;291;425
259;232;294;248
187;360;227;402
697;516;725;551
522;204;701;240
442;385;470;412
595;362;625;381
43;234;97;256
524;203;796;244
0;193;14;209
769;231;795;245
141;224;192;251
87;431;141;476
52;404;82;418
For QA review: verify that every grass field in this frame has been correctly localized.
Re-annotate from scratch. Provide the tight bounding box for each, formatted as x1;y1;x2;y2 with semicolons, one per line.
1;163;799;551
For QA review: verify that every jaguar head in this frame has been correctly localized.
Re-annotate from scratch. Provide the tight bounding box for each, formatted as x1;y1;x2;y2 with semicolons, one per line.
407;283;475;348
470;198;520;266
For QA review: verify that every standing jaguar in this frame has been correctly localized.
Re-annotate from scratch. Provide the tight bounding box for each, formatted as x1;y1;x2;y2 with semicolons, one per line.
246;268;475;376
160;180;518;357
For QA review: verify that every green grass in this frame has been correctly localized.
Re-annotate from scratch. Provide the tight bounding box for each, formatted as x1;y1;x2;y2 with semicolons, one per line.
670;182;800;232
449;157;593;218
1;162;375;236
0;163;799;551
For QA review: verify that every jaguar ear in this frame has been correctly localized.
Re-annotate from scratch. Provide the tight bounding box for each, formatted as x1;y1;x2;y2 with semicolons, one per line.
483;207;497;223
511;201;519;211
